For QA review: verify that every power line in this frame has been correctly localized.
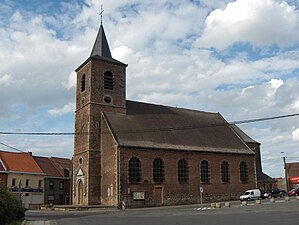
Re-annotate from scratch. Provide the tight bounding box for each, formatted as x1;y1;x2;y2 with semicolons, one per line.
0;112;298;136
230;113;299;125
0;142;25;152
0;132;74;136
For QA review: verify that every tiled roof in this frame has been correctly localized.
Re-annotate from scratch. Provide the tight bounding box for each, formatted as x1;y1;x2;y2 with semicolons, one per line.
0;151;43;174
33;156;61;177
104;101;254;155
50;157;72;177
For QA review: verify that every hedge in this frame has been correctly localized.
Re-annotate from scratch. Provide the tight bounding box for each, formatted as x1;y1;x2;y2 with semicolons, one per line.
0;187;25;225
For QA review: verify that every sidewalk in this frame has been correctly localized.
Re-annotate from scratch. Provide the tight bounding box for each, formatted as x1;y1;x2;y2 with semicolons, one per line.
22;220;51;225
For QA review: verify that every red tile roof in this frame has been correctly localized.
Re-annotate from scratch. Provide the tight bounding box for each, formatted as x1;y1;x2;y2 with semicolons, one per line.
50;157;72;177
33;156;62;177
0;151;43;174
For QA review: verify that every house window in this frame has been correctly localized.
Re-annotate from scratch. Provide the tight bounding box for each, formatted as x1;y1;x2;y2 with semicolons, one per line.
80;74;86;92
12;178;16;186
221;161;230;183
25;179;30;187
178;159;188;183
129;157;141;182
48;195;54;201
38;180;42;188
49;181;54;190
104;71;114;90
153;158;164;183
59;181;64;190
200;160;210;183
240;161;248;182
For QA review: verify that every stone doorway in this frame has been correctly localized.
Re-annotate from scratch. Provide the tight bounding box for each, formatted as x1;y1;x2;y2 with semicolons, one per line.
78;179;83;205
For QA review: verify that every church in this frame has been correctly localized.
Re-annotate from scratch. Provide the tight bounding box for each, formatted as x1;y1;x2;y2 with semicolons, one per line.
72;22;258;207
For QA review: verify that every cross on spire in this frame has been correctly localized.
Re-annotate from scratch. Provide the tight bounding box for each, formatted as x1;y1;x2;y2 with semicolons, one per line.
100;5;104;25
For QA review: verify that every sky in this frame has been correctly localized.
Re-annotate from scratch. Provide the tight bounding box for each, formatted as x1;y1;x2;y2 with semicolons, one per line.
1;0;299;178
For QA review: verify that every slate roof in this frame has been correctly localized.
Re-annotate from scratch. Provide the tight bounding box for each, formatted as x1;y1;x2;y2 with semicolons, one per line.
257;171;273;181
76;24;126;72
104;101;254;155
90;24;112;58
230;124;260;144
0;151;44;174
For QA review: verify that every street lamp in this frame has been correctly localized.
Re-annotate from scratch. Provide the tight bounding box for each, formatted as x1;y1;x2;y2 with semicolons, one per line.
281;152;289;191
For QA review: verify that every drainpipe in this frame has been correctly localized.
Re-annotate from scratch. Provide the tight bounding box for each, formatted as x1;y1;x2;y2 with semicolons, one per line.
117;145;121;206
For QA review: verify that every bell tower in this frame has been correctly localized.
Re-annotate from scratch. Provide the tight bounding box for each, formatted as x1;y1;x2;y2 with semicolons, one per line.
73;21;127;205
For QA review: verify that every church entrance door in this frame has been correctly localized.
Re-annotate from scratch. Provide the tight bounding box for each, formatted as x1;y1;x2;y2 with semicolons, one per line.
154;186;163;205
78;180;83;205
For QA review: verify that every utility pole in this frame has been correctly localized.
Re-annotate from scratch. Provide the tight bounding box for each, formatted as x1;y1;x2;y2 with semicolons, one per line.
281;152;289;191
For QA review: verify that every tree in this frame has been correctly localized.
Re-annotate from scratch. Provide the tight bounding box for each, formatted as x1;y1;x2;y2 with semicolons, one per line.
0;187;25;225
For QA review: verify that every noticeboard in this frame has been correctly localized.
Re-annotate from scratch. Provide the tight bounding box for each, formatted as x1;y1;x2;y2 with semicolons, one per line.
133;192;145;200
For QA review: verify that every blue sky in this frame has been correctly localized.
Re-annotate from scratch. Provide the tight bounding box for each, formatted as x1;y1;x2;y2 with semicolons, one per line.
1;0;299;178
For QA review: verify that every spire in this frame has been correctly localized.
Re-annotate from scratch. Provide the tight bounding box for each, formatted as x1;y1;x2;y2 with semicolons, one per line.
90;8;112;58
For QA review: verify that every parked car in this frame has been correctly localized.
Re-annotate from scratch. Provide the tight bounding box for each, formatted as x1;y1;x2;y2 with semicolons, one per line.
240;189;261;201
263;188;286;199
287;187;299;196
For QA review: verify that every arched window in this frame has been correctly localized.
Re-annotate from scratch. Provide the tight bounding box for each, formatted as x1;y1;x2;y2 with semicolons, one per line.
221;161;229;183
129;157;141;182
104;71;114;90
153;158;164;183
200;160;210;183
80;74;86;92
178;159;188;183
240;161;248;182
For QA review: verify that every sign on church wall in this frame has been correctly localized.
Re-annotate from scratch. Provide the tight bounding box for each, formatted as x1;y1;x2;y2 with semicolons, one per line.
133;191;145;200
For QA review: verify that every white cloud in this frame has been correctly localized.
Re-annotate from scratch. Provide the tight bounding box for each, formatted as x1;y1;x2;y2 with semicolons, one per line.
1;0;299;178
0;74;13;86
272;135;285;144
48;102;75;116
195;0;299;49
292;128;299;141
62;72;77;90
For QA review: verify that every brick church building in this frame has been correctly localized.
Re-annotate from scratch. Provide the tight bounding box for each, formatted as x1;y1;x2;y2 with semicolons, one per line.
72;22;258;207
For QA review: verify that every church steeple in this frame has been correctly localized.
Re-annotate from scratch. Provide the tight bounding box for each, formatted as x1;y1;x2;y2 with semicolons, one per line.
73;13;127;206
90;23;112;58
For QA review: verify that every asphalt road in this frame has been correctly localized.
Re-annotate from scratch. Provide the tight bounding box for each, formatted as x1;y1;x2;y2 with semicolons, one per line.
25;198;299;225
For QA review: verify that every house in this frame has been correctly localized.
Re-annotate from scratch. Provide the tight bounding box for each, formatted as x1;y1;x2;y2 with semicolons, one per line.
286;162;299;190
33;156;72;205
72;22;258;207
0;151;45;209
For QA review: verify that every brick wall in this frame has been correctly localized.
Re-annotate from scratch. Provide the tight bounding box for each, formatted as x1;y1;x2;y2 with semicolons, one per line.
101;114;118;206
119;148;256;207
0;173;7;188
73;58;126;205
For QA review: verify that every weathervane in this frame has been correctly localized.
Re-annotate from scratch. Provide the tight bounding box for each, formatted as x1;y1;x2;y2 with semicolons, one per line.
100;5;104;25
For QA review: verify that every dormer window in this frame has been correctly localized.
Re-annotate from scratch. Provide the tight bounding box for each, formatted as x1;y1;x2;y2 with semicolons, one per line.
80;74;86;92
104;71;113;90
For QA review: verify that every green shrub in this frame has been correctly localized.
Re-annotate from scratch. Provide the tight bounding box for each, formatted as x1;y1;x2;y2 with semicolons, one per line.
0;187;25;225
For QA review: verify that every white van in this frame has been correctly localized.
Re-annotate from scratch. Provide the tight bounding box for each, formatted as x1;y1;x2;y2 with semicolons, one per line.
240;189;261;201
